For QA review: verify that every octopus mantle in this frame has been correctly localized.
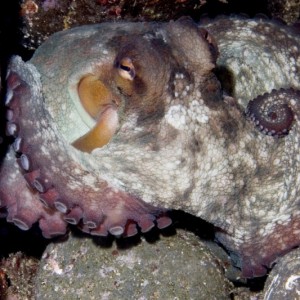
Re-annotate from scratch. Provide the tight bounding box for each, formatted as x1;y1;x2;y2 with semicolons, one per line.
1;16;300;278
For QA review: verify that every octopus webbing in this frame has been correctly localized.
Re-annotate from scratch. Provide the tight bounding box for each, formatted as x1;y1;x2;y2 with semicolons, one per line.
1;16;300;278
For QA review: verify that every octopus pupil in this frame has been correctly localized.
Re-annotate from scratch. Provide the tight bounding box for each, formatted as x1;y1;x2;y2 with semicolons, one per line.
120;64;131;72
268;111;278;120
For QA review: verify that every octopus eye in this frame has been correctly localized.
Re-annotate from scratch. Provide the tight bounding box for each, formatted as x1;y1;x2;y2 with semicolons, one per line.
117;57;136;81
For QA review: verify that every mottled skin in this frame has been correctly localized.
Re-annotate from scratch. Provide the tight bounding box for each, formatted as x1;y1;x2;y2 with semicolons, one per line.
1;17;300;278
202;17;300;108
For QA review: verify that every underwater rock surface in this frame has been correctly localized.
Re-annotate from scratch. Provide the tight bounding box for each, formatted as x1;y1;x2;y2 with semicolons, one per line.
35;230;233;299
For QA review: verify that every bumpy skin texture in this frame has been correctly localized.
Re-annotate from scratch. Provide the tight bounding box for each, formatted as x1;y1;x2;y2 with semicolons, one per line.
200;17;300;277
1;17;300;278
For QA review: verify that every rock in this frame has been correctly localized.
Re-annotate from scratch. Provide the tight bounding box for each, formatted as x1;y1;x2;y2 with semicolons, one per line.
20;0;208;50
0;252;39;299
263;247;300;299
268;0;300;24
35;230;233;299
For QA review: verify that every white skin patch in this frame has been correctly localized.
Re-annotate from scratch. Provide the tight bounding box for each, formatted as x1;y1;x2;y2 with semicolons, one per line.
165;99;210;130
165;104;187;130
188;100;210;123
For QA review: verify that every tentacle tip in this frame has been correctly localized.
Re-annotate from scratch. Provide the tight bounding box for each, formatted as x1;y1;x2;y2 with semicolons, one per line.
246;88;296;137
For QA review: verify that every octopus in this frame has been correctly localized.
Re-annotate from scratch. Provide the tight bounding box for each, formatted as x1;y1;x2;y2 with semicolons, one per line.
1;16;300;278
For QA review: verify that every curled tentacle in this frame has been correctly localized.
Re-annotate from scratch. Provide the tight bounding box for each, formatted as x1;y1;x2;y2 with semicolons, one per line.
246;89;300;137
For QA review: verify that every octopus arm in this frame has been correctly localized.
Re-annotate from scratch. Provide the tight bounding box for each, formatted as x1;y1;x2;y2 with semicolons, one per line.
2;56;171;238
